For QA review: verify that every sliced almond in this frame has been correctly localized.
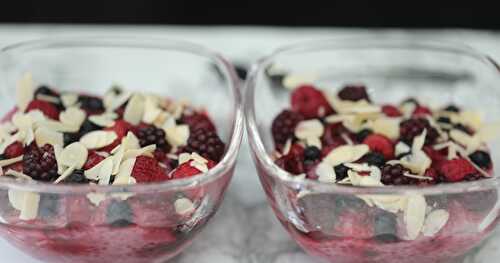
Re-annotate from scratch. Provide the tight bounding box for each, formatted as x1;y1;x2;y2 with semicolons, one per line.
60;142;88;169
89;112;117;128
190;160;209;173
400;150;431;175
5;169;32;180
123;145;156;160
295;119;324;139
86;193;106;206
111;145;125;175
449;129;481;152
122;132;140;151
370;118;400;140
35;127;64;147
53;144;65;174
323;144;369;166
404;195;427;240
36;94;60;104
316;162;336;183
422;209;449;237
142;96;163;124
395;141;411;157
113;158;136;185
174;197;195;215
0;155;23;167
16;73;35;112
178;153;192;165
282;73;318;90
79;131;117;149
97;158;114;185
61;93;79;108
19;191;40;220
53;166;76;184
104;89;132;112
281;138;292;155
164;124;190;147
123;93;145;125
412;129;427;152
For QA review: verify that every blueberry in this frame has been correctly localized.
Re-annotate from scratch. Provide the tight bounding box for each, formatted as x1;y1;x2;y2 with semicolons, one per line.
35;85;59;97
437;116;451;124
78;95;105;112
444;105;460;112
334;164;349;181
363;152;385;167
62;169;89;184
469;151;491;169
355;129;373;143
304;146;321;161
107;200;134;227
373;211;399;243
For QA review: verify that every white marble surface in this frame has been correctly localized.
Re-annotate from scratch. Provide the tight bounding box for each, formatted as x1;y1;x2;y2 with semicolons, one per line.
0;25;499;262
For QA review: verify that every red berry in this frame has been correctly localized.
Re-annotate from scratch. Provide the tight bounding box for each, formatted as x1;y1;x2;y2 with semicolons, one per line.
413;106;433;116
291;85;334;119
423;146;447;168
381;105;402;117
337;85;371;102
321;123;350;147
181;112;216;132
185;128;225;162
4;141;24;158
400;118;439;145
25;100;60;120
131;156;168;183
171;159;216;179
438;158;477;182
271;110;304;150
363;134;394;159
83;151;105;170
100;120;133;152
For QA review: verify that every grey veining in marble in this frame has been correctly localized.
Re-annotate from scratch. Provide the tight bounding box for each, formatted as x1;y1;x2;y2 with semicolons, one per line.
0;25;499;263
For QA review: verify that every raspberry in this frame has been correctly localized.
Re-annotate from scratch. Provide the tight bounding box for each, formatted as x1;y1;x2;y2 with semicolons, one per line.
271;110;303;149
23;144;58;182
412;106;433;116
25;99;60;120
363;134;394;160
83;151;105;170
185;128;225;162
423;146;448;168
400;118;439;145
361;152;386;167
131;156;168;183
4;141;24;158
438;158;477;182
291;85;334;119
381;164;418;185
337;85;370;102
78;95;105;114
100;120;133;152
171;159;216;179
62;169;89;184
181;112;216;132
136;125;171;152
468;151;492;169
381;105;402;117
275;146;305;175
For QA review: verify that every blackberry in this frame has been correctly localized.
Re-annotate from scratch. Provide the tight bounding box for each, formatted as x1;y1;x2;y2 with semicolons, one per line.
373;211;399;243
381;164;417;185
355;129;373;143
362;152;386;167
185;128;225;162
337;85;370;102
303;146;321;161
469;151;492;169
137;125;171;152
107;200;134;227
334;164;349;181
78;95;105;112
62;169;89;184
400;118;439;145
23;144;58;182
271;110;303;148
444;105;460;112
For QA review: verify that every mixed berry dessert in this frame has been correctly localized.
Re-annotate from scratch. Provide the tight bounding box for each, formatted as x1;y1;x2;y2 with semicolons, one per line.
269;84;499;263
0;74;228;263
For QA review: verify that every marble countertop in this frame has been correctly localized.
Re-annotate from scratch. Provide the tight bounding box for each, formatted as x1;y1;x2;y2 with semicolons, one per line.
0;25;499;262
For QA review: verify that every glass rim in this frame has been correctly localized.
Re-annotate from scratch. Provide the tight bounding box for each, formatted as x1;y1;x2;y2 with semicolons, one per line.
245;37;500;196
0;36;244;194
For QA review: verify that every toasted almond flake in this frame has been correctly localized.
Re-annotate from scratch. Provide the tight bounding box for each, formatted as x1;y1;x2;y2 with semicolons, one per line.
80;130;117;149
325;114;352;124
89;112;117;127
422;209;449;237
344;162;371;172
36;93;60;104
400;101;417;118
395;141;411;157
358;176;384;187
412;129;427;152
281;138;292;155
370;118;400;140
174;197;195;215
34;127;64;147
282;73;317;90
362;195;408;213
403;172;433;181
60;142;88;169
153;111;171;127
123;145;156;160
316;162;336;183
123;93;145;125
178;153;192;165
35;119;79;133
305;137;322;149
111;145;125;175
449;129;481;152
12;112;35;130
191;152;208;164
16;73;35;112
0;155;23;167
5;169;32;180
400;150;431;175
61;93;79;108
404;195;427;240
142;96;163;124
122;132;140;151
84;159;104;180
53;144;65;174
451;111;483;131
8;189;25;210
54;166;76;184
19;191;40;220
341;133;353;145
323;144;369;167
97;158;114;185
190;160;208;173
347;170;361;185
113;158;136;185
104;90;132;112
164;124;190;147
86;193;106;206
295;119;324;139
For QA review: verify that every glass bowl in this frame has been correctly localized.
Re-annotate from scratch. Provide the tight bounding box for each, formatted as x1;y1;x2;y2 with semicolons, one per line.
0;37;243;263
245;38;500;263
